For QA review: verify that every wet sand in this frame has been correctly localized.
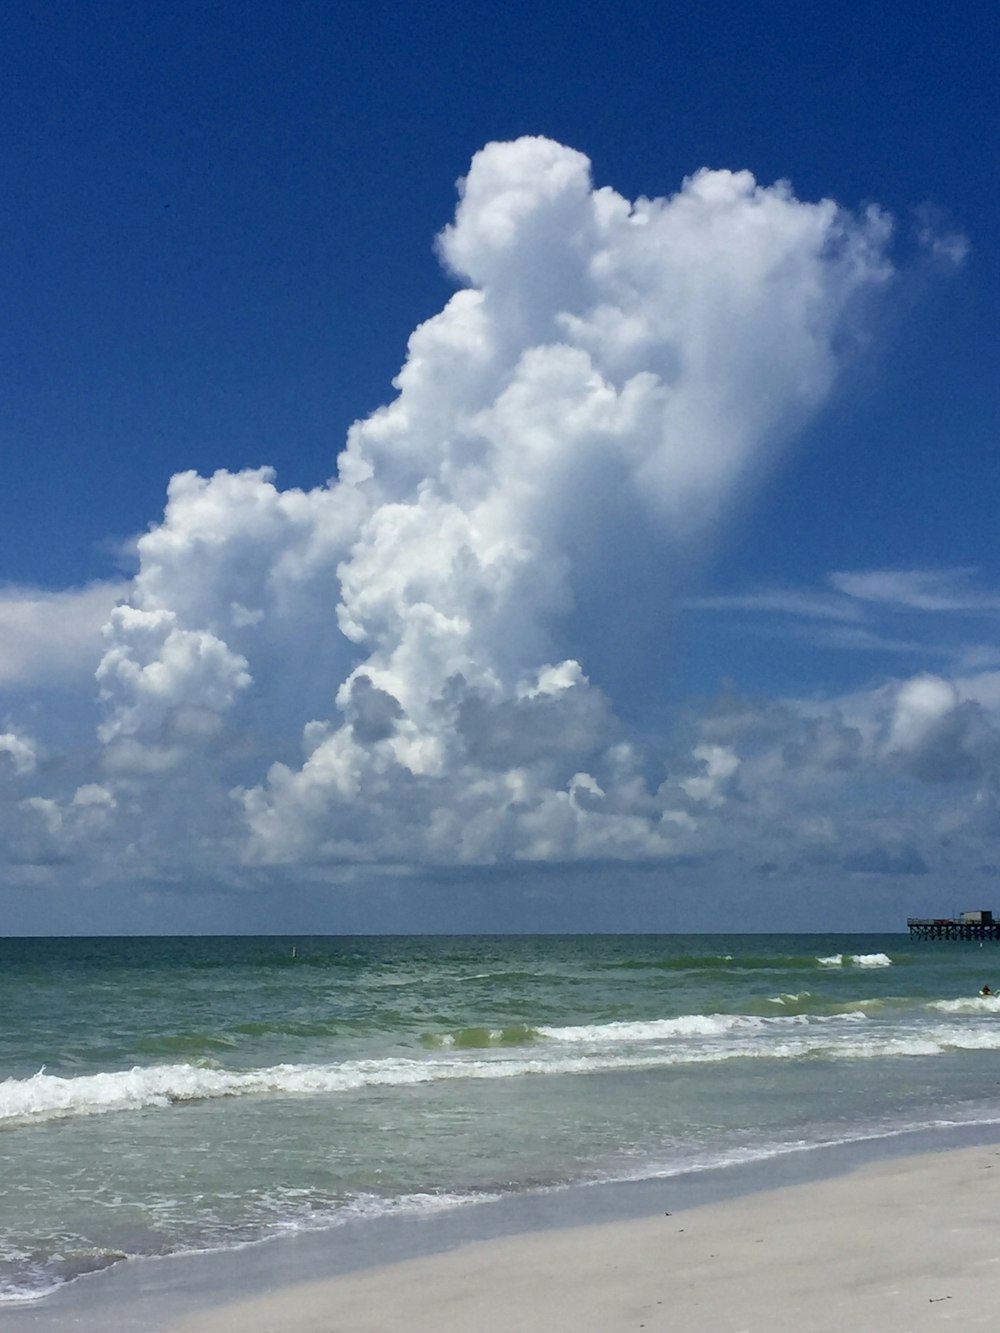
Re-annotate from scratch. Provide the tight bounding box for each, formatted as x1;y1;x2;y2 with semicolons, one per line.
168;1143;1000;1332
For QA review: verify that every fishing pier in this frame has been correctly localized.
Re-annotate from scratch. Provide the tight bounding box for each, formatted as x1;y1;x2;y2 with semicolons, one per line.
907;910;1000;941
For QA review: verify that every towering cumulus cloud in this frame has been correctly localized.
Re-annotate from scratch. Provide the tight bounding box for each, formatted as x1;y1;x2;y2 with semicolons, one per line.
96;137;894;869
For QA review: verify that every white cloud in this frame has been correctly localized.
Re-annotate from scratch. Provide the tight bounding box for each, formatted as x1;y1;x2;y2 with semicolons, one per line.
0;730;37;776
611;669;998;884
96;604;253;769
77;136;899;871
883;673;1000;782
914;206;969;268
4;783;118;867
0;581;126;688
680;744;740;807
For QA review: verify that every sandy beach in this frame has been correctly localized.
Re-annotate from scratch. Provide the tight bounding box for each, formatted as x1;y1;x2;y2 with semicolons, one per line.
165;1143;1000;1333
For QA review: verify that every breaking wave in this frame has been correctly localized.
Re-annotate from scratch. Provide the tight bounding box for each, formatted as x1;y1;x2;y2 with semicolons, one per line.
7;1011;1000;1127
817;953;892;967
931;995;1000;1014
605;952;897;974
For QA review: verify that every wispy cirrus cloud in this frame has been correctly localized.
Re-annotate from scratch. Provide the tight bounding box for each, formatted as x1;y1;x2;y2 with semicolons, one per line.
689;567;1000;666
828;568;1000;614
685;587;863;622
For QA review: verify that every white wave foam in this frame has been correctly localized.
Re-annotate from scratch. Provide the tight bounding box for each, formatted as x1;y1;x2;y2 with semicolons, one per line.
0;1055;659;1125
245;1187;502;1246
817;952;891;967
537;1013;812;1043
6;1018;999;1127
537;1010;869;1042
0;1274;65;1305
1;1056;553;1125
932;996;1000;1013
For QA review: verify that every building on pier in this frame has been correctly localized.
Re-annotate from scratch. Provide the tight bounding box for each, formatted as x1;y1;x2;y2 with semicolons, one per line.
907;910;1000;940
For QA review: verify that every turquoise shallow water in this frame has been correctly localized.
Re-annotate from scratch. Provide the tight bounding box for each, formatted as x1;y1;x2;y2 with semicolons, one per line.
3;932;1000;1305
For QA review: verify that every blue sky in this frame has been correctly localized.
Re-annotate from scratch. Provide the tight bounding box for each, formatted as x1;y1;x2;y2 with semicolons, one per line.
2;0;998;933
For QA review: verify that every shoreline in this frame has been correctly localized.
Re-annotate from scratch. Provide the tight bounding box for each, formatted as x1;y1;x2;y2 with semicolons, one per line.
8;1120;1000;1332
167;1137;1000;1333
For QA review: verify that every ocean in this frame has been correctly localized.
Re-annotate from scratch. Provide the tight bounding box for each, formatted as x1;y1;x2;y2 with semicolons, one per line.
3;932;1000;1313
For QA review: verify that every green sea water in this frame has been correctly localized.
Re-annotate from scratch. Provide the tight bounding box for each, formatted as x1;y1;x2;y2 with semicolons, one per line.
3;932;1000;1305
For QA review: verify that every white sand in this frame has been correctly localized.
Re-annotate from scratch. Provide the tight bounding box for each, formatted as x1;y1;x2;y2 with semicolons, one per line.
171;1145;1000;1332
